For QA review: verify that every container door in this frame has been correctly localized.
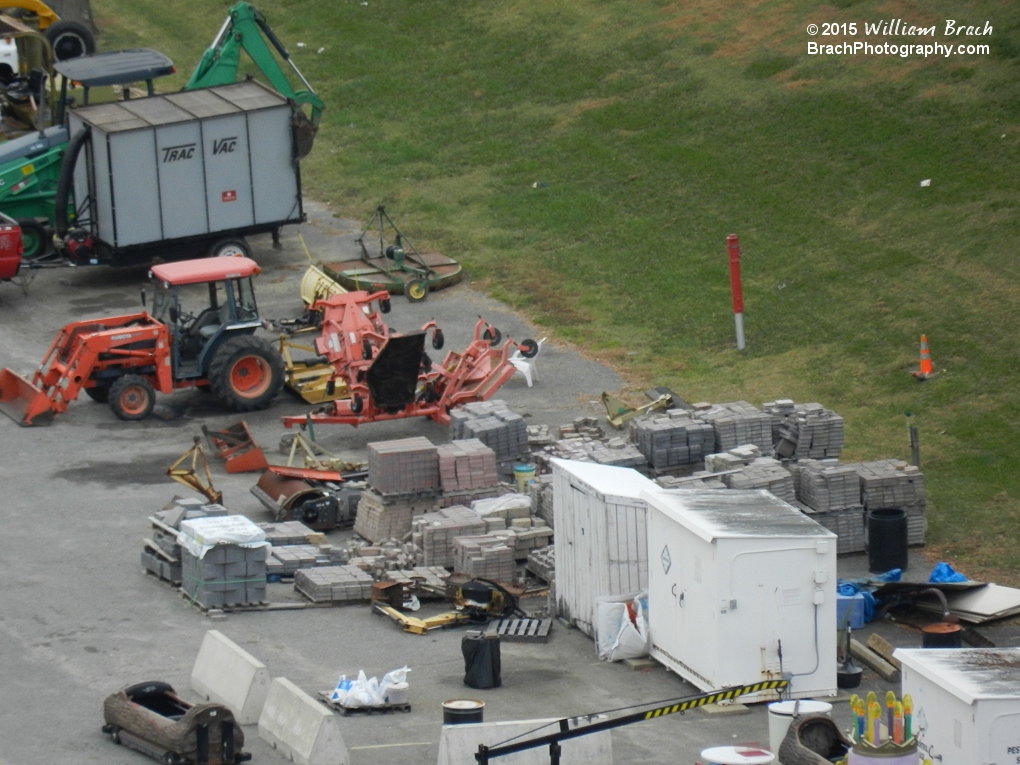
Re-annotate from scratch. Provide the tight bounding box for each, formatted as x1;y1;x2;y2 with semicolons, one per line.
203;115;254;232
109;130;160;246
989;712;1020;765
728;548;818;686
247;106;300;224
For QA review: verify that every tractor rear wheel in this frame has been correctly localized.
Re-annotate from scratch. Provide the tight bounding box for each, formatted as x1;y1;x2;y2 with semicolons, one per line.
84;386;110;403
109;375;155;421
208;336;284;412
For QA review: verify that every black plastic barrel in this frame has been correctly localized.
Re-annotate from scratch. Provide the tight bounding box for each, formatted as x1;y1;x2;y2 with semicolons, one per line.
462;633;501;689
922;623;963;648
867;508;908;573
443;699;485;724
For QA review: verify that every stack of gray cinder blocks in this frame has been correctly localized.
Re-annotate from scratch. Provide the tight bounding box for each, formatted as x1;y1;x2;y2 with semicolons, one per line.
411;505;488;568
527;545;556;584
693;401;774;452
534;436;646;469
266;544;346;576
848;459;926;546
368;437;440;494
764;400;845;460
294;565;374;603
631;411;715;470
790;459;866;554
720;457;797;504
449;400;529;463
354;489;438;544
257;521;315;546
453;536;515;582
180;546;267;609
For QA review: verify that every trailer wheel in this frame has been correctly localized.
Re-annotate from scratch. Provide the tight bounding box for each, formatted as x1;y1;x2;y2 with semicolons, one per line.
482;326;502;346
208;238;251;259
44;20;96;62
16;219;48;261
84;386;110;403
109;375;156;421
209;336;284;412
406;279;428;302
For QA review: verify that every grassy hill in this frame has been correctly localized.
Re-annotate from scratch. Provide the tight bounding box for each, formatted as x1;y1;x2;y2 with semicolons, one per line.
94;0;1020;581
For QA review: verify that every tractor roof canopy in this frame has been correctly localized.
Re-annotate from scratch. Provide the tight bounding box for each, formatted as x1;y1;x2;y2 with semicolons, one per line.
54;48;175;87
150;257;260;286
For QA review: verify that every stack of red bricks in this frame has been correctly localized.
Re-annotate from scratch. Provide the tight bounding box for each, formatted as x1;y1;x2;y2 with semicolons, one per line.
437;438;500;507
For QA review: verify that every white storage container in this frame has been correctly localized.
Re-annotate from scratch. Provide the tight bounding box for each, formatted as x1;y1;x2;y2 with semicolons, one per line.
895;648;1020;765
551;459;658;637
642;488;837;702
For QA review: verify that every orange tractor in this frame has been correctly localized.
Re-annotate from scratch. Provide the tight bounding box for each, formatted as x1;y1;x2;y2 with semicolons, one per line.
0;257;284;426
280;290;538;430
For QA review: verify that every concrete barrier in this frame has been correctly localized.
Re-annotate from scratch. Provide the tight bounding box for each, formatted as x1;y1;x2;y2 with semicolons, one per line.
438;718;612;765
258;677;349;765
190;629;271;725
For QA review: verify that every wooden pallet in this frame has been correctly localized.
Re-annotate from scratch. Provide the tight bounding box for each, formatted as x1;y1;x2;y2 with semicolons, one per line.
484;617;552;643
318;692;411;715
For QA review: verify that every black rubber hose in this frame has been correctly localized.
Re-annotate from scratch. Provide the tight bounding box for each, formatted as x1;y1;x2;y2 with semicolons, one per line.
54;126;90;236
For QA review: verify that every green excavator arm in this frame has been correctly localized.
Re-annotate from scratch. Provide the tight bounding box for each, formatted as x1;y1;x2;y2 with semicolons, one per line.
187;2;324;156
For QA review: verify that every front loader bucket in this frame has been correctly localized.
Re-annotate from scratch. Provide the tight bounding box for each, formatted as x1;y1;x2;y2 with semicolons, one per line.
0;368;54;427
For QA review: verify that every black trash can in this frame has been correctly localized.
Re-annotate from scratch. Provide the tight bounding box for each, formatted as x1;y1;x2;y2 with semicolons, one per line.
462;633;501;689
867;508;908;573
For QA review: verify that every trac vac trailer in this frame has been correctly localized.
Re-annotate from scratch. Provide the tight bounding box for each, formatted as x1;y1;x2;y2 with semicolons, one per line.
58;79;304;265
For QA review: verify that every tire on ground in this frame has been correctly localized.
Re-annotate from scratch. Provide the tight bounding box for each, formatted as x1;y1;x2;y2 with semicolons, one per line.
109;374;155;421
208;335;284;412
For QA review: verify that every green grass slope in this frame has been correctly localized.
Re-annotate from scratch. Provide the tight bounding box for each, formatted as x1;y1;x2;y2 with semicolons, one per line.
94;0;1020;580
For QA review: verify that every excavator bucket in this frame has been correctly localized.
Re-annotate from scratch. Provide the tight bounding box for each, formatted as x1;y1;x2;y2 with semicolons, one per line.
0;368;53;427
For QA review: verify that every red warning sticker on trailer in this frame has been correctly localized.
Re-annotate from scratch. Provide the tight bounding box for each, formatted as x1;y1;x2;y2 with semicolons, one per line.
222;190;237;202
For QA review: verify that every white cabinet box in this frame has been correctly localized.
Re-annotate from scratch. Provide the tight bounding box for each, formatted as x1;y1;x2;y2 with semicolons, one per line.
895;648;1020;765
552;459;658;637
642;489;837;702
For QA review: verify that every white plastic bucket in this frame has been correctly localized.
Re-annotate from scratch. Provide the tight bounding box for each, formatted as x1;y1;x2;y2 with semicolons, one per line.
767;700;833;755
385;681;409;705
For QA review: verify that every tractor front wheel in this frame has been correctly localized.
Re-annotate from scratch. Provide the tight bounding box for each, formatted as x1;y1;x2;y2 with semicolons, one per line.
84;385;110;403
208;336;284;412
109;375;156;421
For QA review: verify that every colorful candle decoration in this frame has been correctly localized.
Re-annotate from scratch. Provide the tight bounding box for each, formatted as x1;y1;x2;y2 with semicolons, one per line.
869;700;882;744
904;694;913;740
855;698;866;740
886;691;896;735
866;690;877;707
893;701;904;744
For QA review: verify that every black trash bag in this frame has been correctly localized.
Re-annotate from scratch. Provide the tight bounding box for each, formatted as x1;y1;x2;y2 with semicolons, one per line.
462;634;501;689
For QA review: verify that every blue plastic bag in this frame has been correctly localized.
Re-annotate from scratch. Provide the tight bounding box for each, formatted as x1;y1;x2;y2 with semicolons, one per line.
929;562;967;583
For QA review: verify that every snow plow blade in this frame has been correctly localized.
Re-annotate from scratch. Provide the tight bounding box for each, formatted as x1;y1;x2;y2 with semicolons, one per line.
0;368;54;427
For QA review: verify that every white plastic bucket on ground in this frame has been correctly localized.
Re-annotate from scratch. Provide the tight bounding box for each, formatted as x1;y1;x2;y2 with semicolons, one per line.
514;464;536;493
767;699;833;755
385;682;408;705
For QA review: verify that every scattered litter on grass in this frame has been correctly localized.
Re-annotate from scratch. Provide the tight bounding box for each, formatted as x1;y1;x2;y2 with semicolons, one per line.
919;179;931;187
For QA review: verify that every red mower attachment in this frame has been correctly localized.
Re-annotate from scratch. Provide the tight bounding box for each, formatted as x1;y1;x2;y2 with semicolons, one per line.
281;290;538;430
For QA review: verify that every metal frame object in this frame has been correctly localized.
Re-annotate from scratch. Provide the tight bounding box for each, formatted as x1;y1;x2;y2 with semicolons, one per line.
167;439;223;505
201;421;268;474
474;680;789;765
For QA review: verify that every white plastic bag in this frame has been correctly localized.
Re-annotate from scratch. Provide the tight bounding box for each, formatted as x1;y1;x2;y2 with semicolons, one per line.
594;593;649;662
331;667;411;708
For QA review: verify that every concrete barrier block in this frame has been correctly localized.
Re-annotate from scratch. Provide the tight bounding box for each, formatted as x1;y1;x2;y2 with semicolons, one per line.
438;718;612;765
258;677;349;765
190;629;271;725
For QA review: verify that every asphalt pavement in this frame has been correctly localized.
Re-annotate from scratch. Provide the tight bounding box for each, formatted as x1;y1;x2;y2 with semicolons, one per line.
0;204;1016;765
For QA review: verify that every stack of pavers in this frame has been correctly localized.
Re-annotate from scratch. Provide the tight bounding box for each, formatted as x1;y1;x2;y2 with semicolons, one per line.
143;496;223;584
411;505;488;567
790;459;866;553
354;437;440;543
536;435;646;468
258;520;316;546
529;474;555;528
763;400;845;460
294;565;375;604
382;566;451;598
267;545;347;577
631;410;715;473
720;457;797;504
693;401;774;452
177;515;268;609
453;536;515;582
437;438;500;508
449;400;529;470
526;545;555;584
848;459;926;546
471;496;553;560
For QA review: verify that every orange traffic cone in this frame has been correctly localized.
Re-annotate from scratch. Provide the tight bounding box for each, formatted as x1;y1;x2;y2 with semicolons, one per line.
912;335;934;380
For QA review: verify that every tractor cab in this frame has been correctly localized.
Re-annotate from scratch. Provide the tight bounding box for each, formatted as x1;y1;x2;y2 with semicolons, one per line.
149;257;263;379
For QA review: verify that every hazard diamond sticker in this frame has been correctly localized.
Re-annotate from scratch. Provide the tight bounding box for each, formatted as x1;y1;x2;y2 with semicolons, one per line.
661;545;672;575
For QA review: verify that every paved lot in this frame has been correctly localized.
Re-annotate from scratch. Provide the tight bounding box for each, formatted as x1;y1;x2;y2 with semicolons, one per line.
1;205;1016;765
